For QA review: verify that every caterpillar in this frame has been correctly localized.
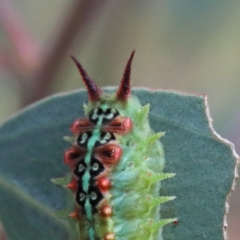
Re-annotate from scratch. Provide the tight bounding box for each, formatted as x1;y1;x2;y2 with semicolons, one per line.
63;51;176;240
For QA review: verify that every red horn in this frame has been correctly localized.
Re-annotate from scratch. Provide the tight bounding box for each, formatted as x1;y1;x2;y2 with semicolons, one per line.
71;56;101;101
116;50;135;101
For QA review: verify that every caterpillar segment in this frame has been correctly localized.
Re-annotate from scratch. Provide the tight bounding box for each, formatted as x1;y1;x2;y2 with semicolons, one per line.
63;51;176;240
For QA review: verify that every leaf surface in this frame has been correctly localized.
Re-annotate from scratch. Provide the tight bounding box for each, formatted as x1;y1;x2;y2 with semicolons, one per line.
0;88;238;240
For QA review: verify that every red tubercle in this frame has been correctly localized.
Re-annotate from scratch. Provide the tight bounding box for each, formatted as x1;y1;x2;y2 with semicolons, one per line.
71;55;102;101
116;50;135;102
64;146;86;168
66;178;78;192
102;116;132;135
69;205;83;220
70;118;94;135
104;233;115;240
94;143;122;166
173;220;179;225
100;205;112;217
69;210;79;219
96;175;112;192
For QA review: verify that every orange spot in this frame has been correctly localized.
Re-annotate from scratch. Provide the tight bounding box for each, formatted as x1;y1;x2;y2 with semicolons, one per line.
104;232;115;240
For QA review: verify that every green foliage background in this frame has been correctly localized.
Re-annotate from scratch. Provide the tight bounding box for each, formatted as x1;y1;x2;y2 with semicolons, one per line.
0;1;240;239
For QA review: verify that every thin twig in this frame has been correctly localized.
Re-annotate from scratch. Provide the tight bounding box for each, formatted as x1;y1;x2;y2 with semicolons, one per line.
0;0;42;77
0;223;8;240
23;0;107;106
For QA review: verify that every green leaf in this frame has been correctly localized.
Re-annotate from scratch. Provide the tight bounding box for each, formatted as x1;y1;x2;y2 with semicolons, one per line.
0;88;238;240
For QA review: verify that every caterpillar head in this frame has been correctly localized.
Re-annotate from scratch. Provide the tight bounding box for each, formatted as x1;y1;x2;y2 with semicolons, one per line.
70;51;135;103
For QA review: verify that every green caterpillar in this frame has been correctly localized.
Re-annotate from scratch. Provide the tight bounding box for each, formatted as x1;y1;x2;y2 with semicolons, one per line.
63;51;176;240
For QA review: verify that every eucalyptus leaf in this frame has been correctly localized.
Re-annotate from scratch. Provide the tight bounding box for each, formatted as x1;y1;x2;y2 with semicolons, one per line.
0;88;238;240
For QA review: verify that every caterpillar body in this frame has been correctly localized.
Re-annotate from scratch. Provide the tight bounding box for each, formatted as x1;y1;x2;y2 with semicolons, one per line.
64;51;175;240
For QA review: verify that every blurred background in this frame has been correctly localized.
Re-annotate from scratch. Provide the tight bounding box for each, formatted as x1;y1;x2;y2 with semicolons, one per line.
0;0;239;239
